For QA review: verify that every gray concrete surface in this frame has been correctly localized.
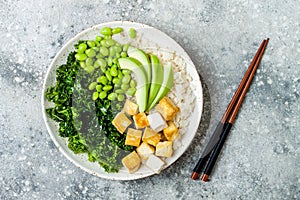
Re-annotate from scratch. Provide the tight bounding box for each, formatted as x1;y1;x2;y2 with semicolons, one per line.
0;0;299;199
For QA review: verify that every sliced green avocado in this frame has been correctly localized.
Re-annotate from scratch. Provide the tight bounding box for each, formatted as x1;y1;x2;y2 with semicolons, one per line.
127;47;151;84
118;57;148;112
146;63;174;111
147;54;164;109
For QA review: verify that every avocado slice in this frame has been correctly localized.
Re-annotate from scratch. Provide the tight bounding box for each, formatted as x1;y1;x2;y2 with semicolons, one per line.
118;57;148;112
127;47;151;84
146;63;174;111
147;54;164;108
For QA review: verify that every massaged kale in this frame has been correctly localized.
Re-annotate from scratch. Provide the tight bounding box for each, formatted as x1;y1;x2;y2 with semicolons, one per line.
45;49;134;172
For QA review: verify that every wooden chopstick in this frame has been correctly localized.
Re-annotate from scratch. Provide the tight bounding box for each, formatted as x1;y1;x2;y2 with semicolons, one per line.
191;38;269;181
200;38;269;181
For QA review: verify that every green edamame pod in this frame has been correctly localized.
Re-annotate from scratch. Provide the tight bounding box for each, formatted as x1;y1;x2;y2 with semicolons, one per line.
126;87;136;96
99;91;107;99
112;27;123;34
100;27;112;36
87;41;96;48
96;85;102;92
128;28;137;38
105;71;112;81
75;53;87;61
117;94;125;102
88;82;98;90
103;85;113;91
92;92;99;100
77;43;87;53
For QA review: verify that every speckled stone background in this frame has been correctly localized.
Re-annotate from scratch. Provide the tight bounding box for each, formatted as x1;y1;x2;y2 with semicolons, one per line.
0;0;299;199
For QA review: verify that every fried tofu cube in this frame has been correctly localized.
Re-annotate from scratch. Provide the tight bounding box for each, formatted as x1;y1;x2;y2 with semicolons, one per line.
122;151;141;173
145;154;165;174
142;127;161;146
133;113;149;129
163;121;179;141
155;141;173;158
136;142;155;160
155;97;179;121
147;112;167;132
123;99;139;115
112;112;132;134
125;128;142;147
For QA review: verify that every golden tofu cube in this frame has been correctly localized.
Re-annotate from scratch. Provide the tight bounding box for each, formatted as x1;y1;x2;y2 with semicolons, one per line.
142;127;161;146
123;99;139;115
163;121;179;141
133;113;149;129
155;97;179;121
122;151;141;173
112;112;132;134
125;128;142;147
155;141;173;158
136;142;155;160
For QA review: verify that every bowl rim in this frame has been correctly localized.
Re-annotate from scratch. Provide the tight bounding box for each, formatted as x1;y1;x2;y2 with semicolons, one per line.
41;20;203;180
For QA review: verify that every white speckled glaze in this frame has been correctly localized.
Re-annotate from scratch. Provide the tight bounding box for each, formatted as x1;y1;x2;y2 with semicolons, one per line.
41;21;203;180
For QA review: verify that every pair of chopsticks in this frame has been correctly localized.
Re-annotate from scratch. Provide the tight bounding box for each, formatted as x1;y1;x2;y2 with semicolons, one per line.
191;38;269;181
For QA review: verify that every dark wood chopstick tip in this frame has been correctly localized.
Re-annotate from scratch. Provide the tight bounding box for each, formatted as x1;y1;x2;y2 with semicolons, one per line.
191;172;199;180
201;174;209;182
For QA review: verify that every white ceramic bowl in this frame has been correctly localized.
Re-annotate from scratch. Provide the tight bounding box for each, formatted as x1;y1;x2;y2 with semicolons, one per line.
41;21;203;180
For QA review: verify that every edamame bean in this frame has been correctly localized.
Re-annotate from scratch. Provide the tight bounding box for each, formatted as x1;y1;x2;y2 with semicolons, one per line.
115;42;122;47
100;27;112;36
112;77;120;84
128;28;136;38
99;91;107;99
100;46;109;57
93;61;100;68
100;40;109;47
117;94;125;101
107;57;113;66
112;27;123;34
105;71;112;81
121;84;129;91
85;57;94;66
121;52;127;58
122;69;131;75
123;44;130;52
85;49;96;57
77;43;87;53
79;61;86;68
92;47;99;52
114;46;122;53
130;80;136;87
103;85;113;91
107;92;117;100
110;67;118;77
104;35;112;39
87;41;96;48
106;39;116;46
88;82;98;90
100;65;106;73
96;53;103;59
95;58;106;68
115;89;123;94
115;53;120;58
85;65;94;73
75;53;87;61
126;87;136;96
117;71;123;79
122;74;131;84
97;76;107;85
92;92;99;100
95;36;103;42
96;85;102;92
109;47;116;57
